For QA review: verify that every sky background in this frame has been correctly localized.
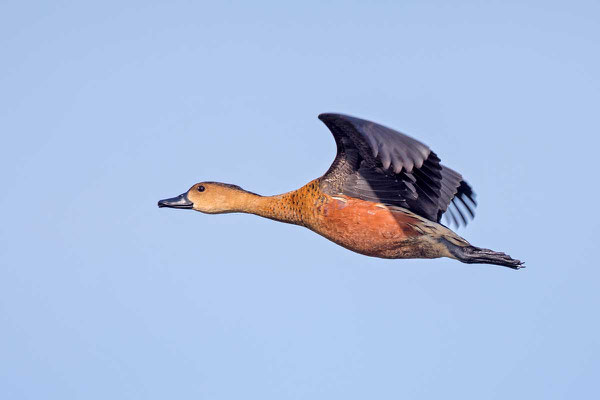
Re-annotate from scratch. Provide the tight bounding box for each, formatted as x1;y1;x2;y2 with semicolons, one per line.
1;1;599;399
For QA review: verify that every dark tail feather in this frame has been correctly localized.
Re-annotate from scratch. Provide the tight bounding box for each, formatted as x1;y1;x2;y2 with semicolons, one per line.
443;240;525;270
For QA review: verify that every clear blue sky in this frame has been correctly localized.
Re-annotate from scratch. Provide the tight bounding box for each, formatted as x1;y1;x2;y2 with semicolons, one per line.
1;1;598;399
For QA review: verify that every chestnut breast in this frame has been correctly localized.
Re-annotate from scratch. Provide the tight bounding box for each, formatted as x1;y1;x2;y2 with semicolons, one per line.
306;194;425;258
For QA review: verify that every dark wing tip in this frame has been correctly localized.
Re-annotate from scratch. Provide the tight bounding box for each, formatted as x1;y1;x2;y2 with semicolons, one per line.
319;112;370;125
443;180;477;228
319;112;342;118
318;112;356;124
457;180;477;206
318;113;337;122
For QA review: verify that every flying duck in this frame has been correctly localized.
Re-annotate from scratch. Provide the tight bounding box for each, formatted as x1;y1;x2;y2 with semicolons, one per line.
158;113;523;269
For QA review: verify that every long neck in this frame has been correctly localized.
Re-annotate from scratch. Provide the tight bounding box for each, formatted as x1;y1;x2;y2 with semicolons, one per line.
230;189;305;225
230;180;323;225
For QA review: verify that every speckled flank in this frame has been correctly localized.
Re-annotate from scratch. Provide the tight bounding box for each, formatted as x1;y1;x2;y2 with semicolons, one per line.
247;179;469;260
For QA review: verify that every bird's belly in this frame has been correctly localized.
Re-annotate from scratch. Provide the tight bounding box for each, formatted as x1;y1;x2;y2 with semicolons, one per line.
309;195;442;259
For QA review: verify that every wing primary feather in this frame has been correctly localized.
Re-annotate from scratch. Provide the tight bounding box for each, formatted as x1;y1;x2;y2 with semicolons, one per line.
451;199;468;226
456;194;475;218
445;206;459;227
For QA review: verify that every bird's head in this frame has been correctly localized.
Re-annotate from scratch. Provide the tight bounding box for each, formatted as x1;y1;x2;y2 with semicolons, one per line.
158;182;252;214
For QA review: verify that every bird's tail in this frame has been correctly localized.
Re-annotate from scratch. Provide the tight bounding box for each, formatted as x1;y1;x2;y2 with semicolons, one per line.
441;238;524;270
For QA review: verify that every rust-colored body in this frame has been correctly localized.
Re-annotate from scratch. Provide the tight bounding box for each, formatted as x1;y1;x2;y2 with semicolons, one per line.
248;180;466;260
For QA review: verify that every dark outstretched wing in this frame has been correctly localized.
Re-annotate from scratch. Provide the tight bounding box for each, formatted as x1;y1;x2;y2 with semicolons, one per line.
318;113;476;227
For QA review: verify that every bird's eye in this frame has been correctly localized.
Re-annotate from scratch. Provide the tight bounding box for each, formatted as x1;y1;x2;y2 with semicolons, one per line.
198;185;205;192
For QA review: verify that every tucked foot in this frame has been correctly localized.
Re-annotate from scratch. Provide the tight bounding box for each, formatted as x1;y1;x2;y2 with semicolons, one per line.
442;239;525;270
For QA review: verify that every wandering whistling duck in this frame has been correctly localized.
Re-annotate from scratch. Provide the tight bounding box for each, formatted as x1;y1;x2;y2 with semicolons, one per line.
159;113;524;269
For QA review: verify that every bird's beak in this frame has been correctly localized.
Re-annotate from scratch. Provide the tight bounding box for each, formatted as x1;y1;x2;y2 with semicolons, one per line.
157;193;193;209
